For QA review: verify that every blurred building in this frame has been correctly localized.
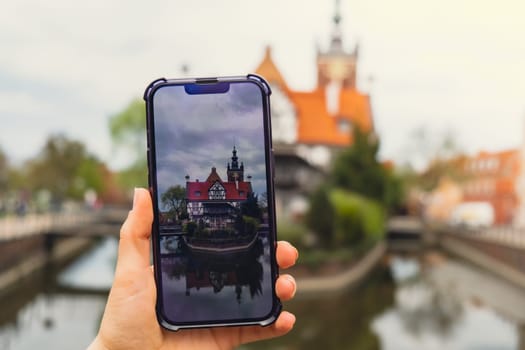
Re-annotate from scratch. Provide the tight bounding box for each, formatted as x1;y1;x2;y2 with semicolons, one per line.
461;150;519;225
425;149;521;226
515;146;525;227
254;2;375;218
424;177;463;223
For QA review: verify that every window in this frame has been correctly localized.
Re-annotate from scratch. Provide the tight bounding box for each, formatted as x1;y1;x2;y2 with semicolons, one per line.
337;119;352;133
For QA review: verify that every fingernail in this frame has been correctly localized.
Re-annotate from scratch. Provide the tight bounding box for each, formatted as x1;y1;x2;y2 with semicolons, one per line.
284;241;299;260
285;275;297;297
283;312;296;326
133;188;139;209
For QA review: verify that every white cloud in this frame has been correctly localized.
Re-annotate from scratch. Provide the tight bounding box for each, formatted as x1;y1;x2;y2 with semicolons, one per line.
0;0;524;169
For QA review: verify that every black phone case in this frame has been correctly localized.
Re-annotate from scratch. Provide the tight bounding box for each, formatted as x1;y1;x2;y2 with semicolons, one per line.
144;74;282;331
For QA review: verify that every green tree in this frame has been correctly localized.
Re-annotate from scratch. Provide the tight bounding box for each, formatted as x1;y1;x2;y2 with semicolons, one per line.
109;98;147;188
330;189;385;246
241;192;262;219
331;127;402;211
0;147;8;193
27;134;106;201
242;216;260;236
306;127;403;247
161;185;187;221
305;184;335;247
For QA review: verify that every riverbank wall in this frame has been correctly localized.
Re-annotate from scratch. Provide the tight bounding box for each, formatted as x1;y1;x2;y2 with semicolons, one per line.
440;232;525;290
0;235;95;298
296;241;386;296
1;235;388;299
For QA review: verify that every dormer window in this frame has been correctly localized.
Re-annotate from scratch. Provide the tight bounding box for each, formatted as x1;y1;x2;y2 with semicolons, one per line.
337;118;352;133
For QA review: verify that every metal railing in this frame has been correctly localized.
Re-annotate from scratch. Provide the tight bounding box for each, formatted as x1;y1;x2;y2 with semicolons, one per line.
469;226;525;249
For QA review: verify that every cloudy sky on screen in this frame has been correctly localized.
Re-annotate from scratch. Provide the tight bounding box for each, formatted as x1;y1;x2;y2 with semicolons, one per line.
1;0;524;169
152;83;268;200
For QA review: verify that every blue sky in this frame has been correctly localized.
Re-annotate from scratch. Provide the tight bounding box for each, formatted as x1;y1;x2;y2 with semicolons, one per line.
1;0;524;170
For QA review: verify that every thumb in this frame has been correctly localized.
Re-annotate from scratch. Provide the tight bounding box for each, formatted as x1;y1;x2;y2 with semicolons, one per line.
115;188;153;274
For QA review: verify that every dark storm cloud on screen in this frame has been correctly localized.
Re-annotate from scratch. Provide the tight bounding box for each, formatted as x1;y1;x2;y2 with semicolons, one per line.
152;82;268;201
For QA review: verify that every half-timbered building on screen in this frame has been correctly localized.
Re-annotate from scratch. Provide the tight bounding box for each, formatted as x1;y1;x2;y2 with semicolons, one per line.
185;147;253;230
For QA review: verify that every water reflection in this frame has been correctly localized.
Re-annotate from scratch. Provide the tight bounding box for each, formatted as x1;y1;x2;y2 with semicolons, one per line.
58;238;117;290
0;238;116;350
1;294;105;350
244;253;521;350
161;235;265;299
377;257;463;339
244;267;395;350
159;235;273;323
373;256;519;350
1;238;523;350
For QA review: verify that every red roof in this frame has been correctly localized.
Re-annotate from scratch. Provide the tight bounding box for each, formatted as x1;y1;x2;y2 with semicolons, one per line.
186;168;252;201
255;46;374;147
253;46;289;92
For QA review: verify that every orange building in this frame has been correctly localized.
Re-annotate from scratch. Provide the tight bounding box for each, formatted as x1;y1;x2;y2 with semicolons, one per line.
253;4;374;163
253;2;376;218
420;149;522;226
460;150;520;225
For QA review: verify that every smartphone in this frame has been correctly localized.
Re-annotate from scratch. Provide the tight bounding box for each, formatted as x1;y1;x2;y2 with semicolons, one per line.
144;75;281;330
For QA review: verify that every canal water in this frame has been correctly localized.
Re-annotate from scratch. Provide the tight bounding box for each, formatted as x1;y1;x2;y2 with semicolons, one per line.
0;238;522;350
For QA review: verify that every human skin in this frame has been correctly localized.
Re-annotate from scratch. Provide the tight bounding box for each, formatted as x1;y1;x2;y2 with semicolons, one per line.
88;188;298;350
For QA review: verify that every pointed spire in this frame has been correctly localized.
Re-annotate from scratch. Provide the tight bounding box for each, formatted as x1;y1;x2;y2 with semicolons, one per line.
232;146;239;168
231;146;239;169
227;146;244;182
334;0;342;26
206;166;222;183
317;0;357;89
330;0;344;52
254;45;289;90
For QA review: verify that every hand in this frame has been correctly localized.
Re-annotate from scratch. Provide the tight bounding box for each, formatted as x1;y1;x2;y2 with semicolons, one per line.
88;188;298;350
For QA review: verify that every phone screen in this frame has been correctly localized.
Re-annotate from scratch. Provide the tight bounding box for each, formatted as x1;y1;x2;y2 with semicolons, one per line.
148;78;278;328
